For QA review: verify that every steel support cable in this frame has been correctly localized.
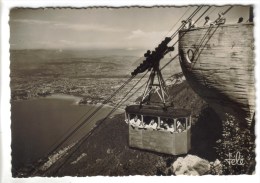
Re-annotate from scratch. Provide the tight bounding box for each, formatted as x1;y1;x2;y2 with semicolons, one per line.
42;103;97;155
35;6;220;175
188;26;220;71
191;22;218;59
134;7;204;79
172;6;233;46
64;71;149;147
170;6;203;39
38;75;135;165
162;6;211;62
203;6;233;26
118;6;202;79
168;6;232;66
50;71;149;175
47;55;179;174
170;6;204;39
106;54;180;117
53;64;183;175
189;6;233;70
222;6;233;15
108;56;181;121
163;7;192;38
103;71;149;118
60;75;133;139
51;6;235;174
171;6;212;47
191;8;227;61
46;5;214;157
129;6;204;77
127;75;181;109
38;6;203;161
194;7;226;46
130;6;203;78
196;6;217;25
155;6;200;46
181;5;233;65
47;54;181;175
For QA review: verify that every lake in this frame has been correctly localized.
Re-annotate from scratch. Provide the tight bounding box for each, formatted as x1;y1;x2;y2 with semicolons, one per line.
11;94;123;171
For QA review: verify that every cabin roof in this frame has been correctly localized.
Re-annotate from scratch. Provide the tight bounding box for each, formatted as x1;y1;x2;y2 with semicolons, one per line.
125;105;191;118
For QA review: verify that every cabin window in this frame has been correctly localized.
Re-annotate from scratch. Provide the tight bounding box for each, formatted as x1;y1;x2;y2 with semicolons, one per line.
128;114;142;127
129;114;141;120
159;118;175;132
143;116;159;129
176;118;186;132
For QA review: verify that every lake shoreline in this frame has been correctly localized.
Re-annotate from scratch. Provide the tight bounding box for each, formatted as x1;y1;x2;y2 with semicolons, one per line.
12;92;126;112
11;94;124;174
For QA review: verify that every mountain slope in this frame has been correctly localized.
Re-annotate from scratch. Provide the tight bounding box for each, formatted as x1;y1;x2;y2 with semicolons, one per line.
45;80;213;176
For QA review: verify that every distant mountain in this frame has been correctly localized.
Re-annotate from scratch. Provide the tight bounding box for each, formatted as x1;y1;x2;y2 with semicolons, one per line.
10;49;145;63
10;49;182;78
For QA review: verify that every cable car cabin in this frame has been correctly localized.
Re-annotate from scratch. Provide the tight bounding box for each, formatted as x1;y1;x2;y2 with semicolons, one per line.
125;105;191;155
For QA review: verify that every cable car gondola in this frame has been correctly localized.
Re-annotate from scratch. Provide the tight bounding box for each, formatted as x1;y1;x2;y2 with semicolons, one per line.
125;37;191;155
125;105;191;155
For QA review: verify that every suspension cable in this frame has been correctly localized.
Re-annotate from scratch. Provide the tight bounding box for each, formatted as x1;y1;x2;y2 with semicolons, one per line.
43;44;200;176
90;73;149;128
33;5;213;175
53;6;206;151
171;6;212;47
188;6;234;70
43;5;205;156
50;71;149;175
170;6;204;39
43;75;135;158
164;6;192;38
121;56;180;108
35;7;203;162
55;7;235;173
196;6;217;25
40;54;179;175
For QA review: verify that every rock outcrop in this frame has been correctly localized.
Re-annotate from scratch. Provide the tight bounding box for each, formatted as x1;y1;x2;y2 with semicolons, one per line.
172;155;210;175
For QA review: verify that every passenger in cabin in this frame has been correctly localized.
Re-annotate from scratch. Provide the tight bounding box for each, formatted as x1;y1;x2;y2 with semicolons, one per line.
237;17;244;23
203;16;212;26
164;122;169;130
188;19;196;29
181;20;188;30
158;120;164;130
176;120;185;132
140;119;150;128
159;120;169;130
167;124;175;133
130;115;141;127
148;119;158;130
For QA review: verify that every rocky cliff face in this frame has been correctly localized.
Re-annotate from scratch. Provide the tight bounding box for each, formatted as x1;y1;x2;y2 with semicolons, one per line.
179;23;255;127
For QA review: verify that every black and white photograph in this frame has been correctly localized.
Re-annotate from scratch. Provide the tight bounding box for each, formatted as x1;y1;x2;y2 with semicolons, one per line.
0;0;259;181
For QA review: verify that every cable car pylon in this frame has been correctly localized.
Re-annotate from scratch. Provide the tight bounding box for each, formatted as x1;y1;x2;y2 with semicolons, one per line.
131;37;174;108
32;6;209;175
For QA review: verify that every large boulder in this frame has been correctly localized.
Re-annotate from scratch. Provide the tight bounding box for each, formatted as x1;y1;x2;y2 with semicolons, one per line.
172;155;210;175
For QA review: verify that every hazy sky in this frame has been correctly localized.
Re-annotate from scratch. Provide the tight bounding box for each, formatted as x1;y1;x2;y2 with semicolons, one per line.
9;5;250;50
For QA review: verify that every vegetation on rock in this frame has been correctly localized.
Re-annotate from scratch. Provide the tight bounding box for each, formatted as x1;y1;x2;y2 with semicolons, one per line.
215;113;255;175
